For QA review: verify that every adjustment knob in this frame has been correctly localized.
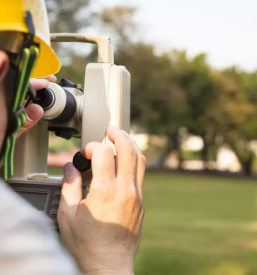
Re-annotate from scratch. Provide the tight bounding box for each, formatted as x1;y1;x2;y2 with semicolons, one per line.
73;151;91;172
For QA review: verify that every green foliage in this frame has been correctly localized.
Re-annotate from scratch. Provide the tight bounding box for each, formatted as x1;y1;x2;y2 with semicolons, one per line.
96;6;137;47
47;3;257;175
182;150;202;160
46;0;91;33
46;0;93;83
48;133;79;153
108;6;257;173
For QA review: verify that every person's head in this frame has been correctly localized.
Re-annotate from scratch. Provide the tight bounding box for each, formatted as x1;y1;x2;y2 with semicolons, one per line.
0;0;60;179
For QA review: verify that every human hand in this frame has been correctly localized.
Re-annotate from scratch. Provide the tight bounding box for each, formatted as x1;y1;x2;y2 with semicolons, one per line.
58;127;146;275
16;75;57;138
0;76;56;168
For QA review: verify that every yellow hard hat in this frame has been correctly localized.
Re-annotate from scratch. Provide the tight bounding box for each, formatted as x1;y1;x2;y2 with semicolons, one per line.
0;0;60;78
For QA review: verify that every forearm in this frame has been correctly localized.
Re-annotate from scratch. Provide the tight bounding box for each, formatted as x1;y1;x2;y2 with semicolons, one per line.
59;127;145;275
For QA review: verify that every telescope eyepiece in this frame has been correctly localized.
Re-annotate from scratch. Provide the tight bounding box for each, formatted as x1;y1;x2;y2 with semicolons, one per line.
50;88;76;124
33;80;77;125
33;88;55;110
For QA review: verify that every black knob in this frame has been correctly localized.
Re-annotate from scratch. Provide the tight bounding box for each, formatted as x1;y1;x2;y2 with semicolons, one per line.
58;77;77;88
59;77;67;85
73;151;91;172
33;88;55;110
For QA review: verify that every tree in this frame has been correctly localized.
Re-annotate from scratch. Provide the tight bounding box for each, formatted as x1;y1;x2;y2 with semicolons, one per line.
95;6;137;48
115;47;190;167
46;0;91;33
100;6;223;168
175;54;224;168
46;0;93;81
46;3;257;175
219;67;257;176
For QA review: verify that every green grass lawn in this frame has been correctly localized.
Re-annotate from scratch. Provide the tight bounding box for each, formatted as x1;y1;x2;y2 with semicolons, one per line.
48;168;257;275
135;172;257;275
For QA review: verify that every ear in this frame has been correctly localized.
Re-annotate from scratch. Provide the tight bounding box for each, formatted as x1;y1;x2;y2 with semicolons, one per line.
0;50;9;83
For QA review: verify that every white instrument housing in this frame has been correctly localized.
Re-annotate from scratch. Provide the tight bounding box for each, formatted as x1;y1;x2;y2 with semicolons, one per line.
12;33;131;178
82;63;130;149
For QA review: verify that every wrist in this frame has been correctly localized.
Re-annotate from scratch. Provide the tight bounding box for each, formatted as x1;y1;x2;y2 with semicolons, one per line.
83;265;134;275
78;254;134;275
82;262;134;275
85;271;134;275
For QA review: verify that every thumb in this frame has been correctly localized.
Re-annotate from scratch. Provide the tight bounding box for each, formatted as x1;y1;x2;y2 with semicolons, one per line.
59;163;82;217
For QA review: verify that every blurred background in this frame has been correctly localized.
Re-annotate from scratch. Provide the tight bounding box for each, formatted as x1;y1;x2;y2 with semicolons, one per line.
46;0;257;274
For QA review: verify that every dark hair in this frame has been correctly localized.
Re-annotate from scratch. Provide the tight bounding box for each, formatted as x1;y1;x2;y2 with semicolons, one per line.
2;61;18;136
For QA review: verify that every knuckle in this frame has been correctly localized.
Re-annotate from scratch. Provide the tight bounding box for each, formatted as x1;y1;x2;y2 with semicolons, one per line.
138;154;146;165
125;147;137;159
128;188;140;204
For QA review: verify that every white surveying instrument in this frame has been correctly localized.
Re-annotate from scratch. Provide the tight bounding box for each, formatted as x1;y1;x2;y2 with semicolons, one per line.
7;33;131;230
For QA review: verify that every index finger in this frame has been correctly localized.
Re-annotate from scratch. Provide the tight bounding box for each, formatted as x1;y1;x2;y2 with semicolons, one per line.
29;78;49;91
107;127;138;181
38;75;57;82
29;75;57;91
81;142;116;182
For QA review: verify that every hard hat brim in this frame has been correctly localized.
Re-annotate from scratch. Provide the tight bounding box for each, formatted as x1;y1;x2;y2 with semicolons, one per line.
0;23;61;78
31;36;61;78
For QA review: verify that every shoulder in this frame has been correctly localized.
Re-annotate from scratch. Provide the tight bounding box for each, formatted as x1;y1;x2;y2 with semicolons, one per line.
0;180;81;275
0;179;49;231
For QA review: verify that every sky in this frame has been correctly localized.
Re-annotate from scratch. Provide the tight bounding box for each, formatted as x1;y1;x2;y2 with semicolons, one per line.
93;0;257;71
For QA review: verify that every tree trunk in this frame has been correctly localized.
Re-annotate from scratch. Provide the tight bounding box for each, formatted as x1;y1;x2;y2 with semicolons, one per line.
200;145;209;171
241;154;254;177
200;134;217;172
231;146;254;177
178;147;183;171
156;131;179;169
155;144;173;169
201;134;211;171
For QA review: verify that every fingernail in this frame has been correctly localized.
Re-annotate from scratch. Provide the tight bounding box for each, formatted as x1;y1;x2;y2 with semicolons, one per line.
64;163;75;183
26;104;43;121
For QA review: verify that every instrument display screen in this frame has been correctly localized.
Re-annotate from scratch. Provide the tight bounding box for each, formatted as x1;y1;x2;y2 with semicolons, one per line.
18;192;48;211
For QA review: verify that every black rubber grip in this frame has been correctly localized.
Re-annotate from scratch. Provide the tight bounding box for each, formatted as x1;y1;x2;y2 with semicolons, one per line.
50;88;76;124
73;152;91;172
